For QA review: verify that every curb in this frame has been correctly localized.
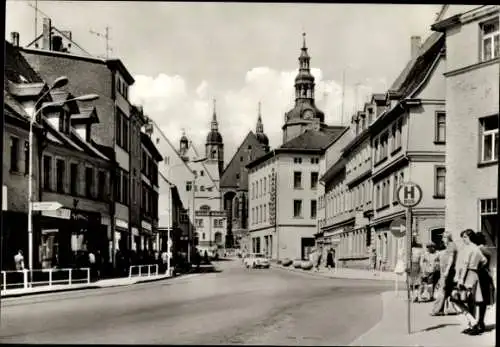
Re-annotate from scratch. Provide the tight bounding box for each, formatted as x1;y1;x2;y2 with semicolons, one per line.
272;264;406;282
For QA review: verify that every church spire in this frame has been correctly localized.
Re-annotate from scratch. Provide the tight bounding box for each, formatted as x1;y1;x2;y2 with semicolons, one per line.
294;32;315;104
256;101;264;134
211;98;218;132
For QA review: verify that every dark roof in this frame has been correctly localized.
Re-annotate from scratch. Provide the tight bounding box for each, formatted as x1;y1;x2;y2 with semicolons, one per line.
106;59;135;85
220;131;267;190
390;32;444;98
4;41;44;84
141;133;163;162
280;126;345;150
284;100;325;124
206;130;223;144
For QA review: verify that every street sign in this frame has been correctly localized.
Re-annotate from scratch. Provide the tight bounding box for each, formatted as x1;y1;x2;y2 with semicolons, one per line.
390;217;406;238
31;201;62;211
397;182;423;208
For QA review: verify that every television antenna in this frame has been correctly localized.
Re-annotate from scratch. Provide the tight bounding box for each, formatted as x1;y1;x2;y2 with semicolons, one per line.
90;26;113;59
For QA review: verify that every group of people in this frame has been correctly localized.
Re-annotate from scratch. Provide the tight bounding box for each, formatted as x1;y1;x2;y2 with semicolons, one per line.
410;229;495;336
309;247;336;271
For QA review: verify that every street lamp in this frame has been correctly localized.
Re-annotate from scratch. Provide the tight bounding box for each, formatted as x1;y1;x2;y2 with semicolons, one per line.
27;81;99;275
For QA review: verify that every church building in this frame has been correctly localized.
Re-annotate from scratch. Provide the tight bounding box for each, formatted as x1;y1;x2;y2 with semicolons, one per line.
246;34;346;261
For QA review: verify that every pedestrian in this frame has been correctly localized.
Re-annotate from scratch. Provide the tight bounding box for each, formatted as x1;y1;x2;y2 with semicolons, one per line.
451;229;488;335
466;231;495;335
315;248;322;271
410;241;424;302
95;250;102;280
204;250;209;264
88;250;96;281
326;248;335;270
431;232;459;316
369;247;377;275
418;243;440;302
14;250;24;271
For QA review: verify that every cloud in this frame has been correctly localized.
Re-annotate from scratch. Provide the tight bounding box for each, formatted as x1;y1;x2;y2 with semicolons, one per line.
130;67;378;166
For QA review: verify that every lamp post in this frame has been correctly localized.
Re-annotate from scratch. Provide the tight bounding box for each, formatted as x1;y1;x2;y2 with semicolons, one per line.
27;84;99;276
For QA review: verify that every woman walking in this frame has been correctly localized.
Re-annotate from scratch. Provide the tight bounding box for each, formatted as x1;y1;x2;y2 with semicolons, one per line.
452;229;488;335
431;232;458;315
326;248;335;270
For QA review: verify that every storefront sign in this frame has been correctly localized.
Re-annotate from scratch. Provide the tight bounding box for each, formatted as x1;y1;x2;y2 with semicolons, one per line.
42;208;72;220
2;185;7;211
101;216;111;226
116;218;129;229
132;227;139;237
269;170;277;225
141;221;152;231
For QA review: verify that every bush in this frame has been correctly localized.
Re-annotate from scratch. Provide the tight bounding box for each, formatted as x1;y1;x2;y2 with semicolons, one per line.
281;258;293;267
301;260;313;270
293;259;302;268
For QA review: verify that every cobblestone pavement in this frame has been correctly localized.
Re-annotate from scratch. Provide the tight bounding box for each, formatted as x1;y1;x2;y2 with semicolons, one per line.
0;259;394;345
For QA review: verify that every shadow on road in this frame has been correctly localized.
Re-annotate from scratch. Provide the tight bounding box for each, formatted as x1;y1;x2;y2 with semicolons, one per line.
417;323;461;333
191;265;222;274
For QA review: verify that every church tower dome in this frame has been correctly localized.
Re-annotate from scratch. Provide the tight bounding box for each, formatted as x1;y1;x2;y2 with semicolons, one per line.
282;33;326;144
205;98;224;176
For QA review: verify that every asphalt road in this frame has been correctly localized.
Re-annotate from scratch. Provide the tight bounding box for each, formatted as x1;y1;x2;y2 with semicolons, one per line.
0;259;395;345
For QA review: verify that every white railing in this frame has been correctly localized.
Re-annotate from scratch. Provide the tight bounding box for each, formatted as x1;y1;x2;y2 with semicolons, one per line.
128;264;159;279
1;268;91;293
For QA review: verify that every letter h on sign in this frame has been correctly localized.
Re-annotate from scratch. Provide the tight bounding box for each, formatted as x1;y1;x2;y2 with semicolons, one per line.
404;186;415;201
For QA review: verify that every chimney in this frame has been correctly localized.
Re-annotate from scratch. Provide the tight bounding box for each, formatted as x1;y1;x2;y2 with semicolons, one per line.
52;35;63;52
42;17;52;50
411;36;421;60
10;32;20;47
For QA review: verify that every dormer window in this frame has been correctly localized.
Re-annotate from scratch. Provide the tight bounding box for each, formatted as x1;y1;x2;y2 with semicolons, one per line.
86;124;91;142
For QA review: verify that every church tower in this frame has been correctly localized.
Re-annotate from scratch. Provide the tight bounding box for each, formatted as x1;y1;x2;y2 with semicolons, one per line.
179;129;189;161
282;33;326;144
255;102;270;153
205;98;224;176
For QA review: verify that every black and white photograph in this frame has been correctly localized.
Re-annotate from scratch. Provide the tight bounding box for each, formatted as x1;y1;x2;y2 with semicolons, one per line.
0;2;498;345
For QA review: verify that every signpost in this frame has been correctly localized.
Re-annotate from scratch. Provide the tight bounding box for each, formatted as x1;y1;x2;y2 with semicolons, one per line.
390;217;406;295
31;201;62;211
396;181;423;335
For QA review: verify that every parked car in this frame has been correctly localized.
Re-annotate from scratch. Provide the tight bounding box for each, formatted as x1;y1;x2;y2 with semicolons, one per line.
243;253;270;269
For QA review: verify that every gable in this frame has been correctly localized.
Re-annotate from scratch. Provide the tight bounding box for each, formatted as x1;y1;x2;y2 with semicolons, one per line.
220;131;267;189
410;52;446;100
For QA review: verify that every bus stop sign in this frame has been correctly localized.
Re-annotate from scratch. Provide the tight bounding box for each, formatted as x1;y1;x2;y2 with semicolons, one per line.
397;182;423;208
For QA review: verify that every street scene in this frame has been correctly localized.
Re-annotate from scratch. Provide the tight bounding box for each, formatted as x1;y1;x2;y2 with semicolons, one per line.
1;2;498;346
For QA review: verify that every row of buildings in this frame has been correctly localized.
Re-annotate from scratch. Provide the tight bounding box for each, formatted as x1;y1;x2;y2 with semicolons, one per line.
241;4;498;271
2;18;231;272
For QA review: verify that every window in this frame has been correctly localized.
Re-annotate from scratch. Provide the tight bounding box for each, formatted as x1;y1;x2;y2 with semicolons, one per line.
374;139;379;162
435;166;446;198
293;199;303;218
85;167;94;198
70;163;78;195
24;141;29;174
116;108;129;151
116;110;122;147
123;117;129;151
202;233;205;240
196;219;203;227
391;123;397;152
380;132;388;160
263;177;267;195
10;137;19;172
56;159;65;193
200;186;205;191
263;204;267;222
435;112;446;143
481;19;499;62
480;115;499;163
395;119;402;150
98;171;106;200
310;172;319;190
375;184;380;209
294;157;302;164
294;171;302;189
311;200;317;219
43;155;52;190
186;181;193;192
393;173;399;203
480;198;498;246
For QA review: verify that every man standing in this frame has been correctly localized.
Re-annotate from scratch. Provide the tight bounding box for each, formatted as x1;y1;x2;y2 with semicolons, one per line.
88;250;96;281
14;250;24;270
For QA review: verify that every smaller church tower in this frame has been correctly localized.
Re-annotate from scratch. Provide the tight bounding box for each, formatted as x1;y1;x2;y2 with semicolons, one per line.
255;102;270;153
205;98;224;176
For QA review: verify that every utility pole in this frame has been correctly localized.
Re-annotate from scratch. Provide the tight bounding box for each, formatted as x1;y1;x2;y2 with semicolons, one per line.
34;0;38;42
90;26;112;59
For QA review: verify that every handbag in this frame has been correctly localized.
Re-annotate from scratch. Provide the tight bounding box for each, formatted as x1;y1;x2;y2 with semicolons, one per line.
444;296;461;315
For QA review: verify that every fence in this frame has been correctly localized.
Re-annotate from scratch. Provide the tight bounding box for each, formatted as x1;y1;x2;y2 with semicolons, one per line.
1;268;91;292
128;264;159;279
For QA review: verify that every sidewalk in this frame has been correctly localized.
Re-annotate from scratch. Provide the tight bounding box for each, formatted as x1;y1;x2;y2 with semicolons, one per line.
349;291;496;346
272;263;407;282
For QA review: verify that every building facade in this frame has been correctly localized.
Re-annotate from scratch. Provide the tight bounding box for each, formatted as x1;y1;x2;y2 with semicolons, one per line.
432;5;499;267
19;20;136;263
220;103;270;250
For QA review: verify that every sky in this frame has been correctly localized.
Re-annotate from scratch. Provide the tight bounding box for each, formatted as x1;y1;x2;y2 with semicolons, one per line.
6;1;452;165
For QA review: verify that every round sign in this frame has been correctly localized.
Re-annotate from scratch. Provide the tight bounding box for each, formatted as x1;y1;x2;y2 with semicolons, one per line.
396;182;423;208
389;217;406;238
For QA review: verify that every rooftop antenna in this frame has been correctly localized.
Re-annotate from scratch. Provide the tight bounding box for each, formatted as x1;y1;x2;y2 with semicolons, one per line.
90;26;113;59
34;0;38;42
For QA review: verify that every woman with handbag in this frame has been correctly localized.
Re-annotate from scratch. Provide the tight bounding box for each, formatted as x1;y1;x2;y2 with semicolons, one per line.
431;232;459;315
452;229;488;335
468;231;495;335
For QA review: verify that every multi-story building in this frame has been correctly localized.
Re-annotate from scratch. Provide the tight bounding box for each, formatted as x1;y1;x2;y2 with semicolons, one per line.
247;35;345;261
20;18;137;262
432;5;499;267
2;40;43;270
140;126;163;253
220;102;270;250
